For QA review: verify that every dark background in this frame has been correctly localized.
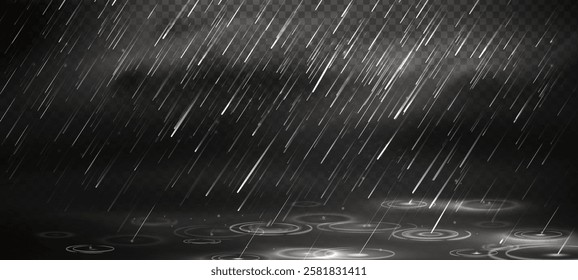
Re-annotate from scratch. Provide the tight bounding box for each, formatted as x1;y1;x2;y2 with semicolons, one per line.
1;0;577;259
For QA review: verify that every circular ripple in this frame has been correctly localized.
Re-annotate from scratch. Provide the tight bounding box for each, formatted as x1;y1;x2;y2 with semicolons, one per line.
211;254;263;260
314;248;395;260
482;243;519;251
66;244;115;255
393;228;471;241
275;247;395;260
457;199;521;212
318;222;401;233
381;200;429;209
450;248;497;258
291;201;322;208
473;221;512;228
37;231;75;239
131;216;177;227
274;248;325;259
174;225;243;239
183;238;222;245
103;235;162;246
491;245;578;260
292;213;355;224
512;229;566;241
229;222;312;236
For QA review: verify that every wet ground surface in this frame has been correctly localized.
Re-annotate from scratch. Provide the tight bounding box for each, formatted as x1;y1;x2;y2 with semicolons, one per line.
3;194;577;259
